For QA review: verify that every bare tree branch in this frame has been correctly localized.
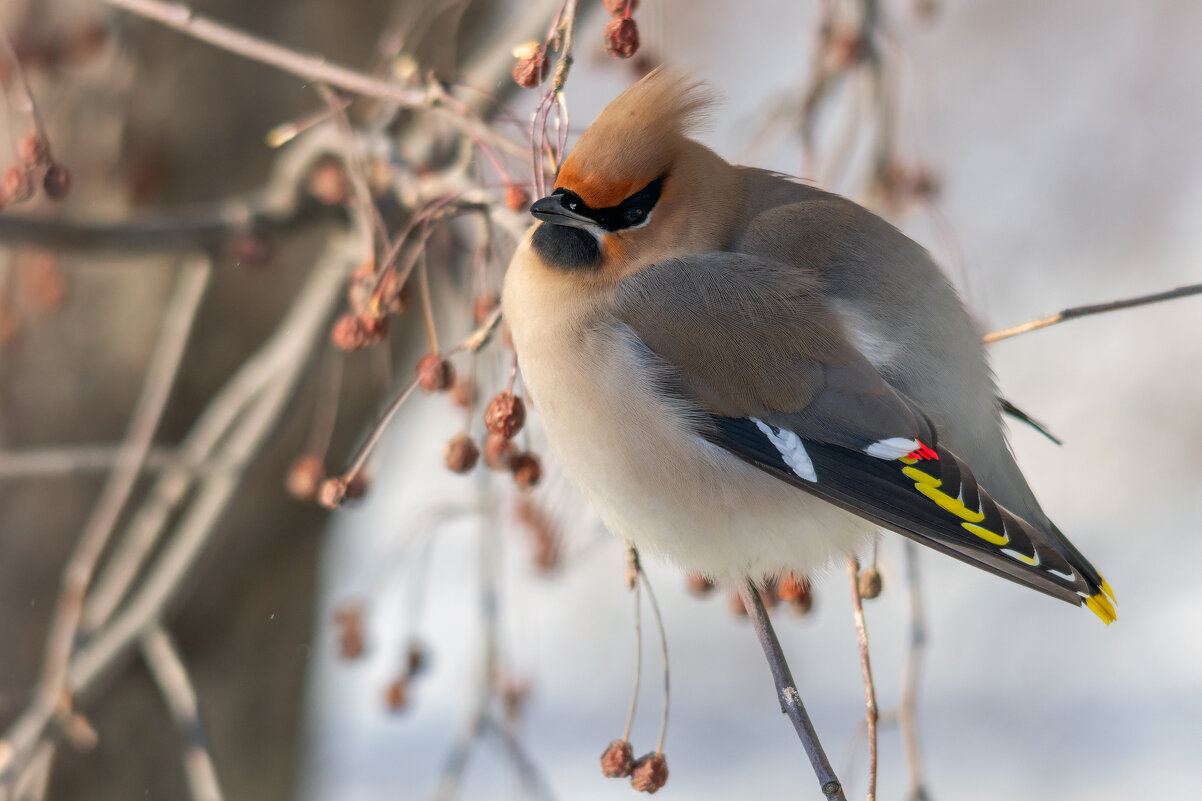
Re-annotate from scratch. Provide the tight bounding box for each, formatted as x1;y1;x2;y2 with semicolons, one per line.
0;445;182;479
737;580;847;801
0;257;210;786
141;626;224;801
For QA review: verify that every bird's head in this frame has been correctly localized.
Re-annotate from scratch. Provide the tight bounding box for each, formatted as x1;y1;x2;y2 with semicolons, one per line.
528;68;745;281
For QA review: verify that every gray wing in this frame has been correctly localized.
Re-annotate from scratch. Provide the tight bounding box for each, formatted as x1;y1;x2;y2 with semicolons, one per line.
613;252;1115;621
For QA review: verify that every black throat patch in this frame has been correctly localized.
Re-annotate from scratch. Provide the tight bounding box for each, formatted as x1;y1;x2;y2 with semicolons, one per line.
531;224;601;270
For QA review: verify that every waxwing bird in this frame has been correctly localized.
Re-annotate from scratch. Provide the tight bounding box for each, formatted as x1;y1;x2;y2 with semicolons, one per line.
502;68;1116;624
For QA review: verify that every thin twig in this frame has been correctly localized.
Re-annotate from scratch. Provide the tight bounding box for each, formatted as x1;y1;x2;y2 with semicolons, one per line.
0;21;48;148
0;257;210;785
848;559;878;801
69;245;350;694
481;715;557;801
103;0;428;107
141;626;225;801
8;742;53;801
637;565;670;755
0;123;351;254
737;580;847;801
332;306;502;485
101;0;521;159
0;445;183;479
313;83;390;253
417;254;439;354
983;281;1202;344
898;542;929;801
304;350;344;459
431;507;502;801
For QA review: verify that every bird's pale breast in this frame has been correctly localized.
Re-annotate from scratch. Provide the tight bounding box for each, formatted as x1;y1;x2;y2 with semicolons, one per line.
503;238;875;580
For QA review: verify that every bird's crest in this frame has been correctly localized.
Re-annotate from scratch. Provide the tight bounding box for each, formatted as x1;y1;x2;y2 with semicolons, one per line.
556;67;713;209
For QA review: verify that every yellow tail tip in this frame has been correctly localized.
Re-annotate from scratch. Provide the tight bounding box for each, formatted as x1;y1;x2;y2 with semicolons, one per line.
1100;578;1117;604
1085;593;1117;625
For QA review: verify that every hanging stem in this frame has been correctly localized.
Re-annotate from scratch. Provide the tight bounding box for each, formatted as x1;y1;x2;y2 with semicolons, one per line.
621;580;642;743
637;565;670;754
848;559;878;801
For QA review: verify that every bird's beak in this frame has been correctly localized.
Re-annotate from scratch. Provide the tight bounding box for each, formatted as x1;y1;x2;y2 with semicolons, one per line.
529;195;595;229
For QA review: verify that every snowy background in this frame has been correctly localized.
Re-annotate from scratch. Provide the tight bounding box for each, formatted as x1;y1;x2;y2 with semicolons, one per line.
299;2;1202;799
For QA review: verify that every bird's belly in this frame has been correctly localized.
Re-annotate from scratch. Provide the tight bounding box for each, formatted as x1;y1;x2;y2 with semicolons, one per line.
514;322;874;581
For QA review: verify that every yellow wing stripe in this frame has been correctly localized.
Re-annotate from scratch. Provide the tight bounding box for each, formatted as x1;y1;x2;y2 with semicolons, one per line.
961;522;1009;546
895;455;1118;627
1085;593;1117;625
908;477;988;523
901;466;940;485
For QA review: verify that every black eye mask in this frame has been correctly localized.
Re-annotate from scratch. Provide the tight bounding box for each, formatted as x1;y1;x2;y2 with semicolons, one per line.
552;175;665;232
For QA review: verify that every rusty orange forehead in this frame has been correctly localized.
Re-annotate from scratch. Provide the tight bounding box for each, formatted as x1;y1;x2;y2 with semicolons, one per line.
554;162;652;209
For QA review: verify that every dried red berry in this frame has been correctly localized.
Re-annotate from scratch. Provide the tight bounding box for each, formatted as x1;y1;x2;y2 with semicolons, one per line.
504;184;529;213
517;499;560;572
777;572;809;602
511;42;549;88
286;455;325;501
3;167;34;204
42;163;71;200
858;567;883;600
483;431;515;471
331;314;365;351
510;452;541;491
384;677;410;711
339;628;365;660
630;752;668;793
18;134;50;167
334;605;366;658
604;17;640;59
417;353;455;392
331;313;388;351
600;739;635;778
307;158;349;205
780;573;814;614
686;573;714;597
317;478;347;509
484;392;526;438
445;433;480;474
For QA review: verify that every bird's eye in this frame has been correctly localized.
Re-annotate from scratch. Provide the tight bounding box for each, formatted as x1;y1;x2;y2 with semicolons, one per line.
624;207;645;225
566;200;578;210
